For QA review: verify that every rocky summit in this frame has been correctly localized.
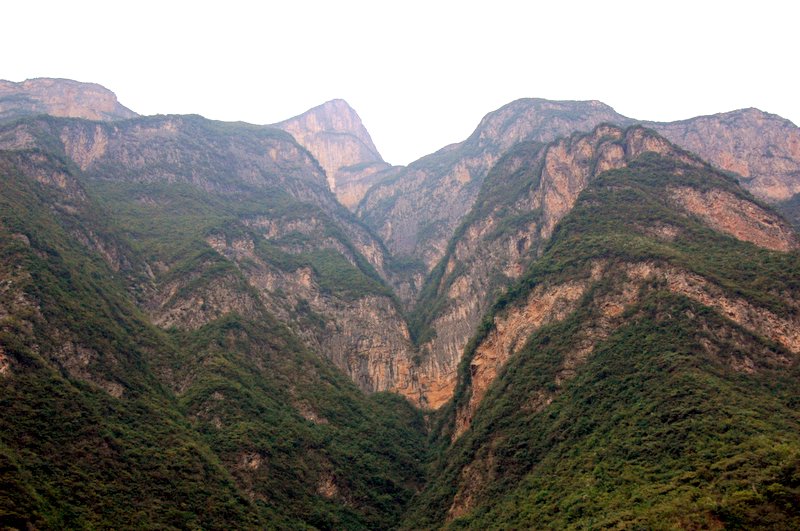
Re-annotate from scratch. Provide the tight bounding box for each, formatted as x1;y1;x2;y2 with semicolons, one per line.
276;99;391;210
0;78;138;122
1;78;799;529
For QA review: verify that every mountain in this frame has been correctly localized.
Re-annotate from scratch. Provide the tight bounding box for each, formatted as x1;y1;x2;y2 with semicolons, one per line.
356;100;631;299
276;99;391;210
403;148;800;529
2;79;800;528
0;78;138;122
406;124;705;408
648;108;800;203
0;114;426;528
354;101;800;303
0;113;422;398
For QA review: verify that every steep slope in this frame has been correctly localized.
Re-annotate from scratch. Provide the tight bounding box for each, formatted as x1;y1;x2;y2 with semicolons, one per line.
0;78;138;122
404;152;800;528
778;193;800;231
0;135;427;529
357;99;632;295
649;108;800;202
276;99;390;209
0;114;418;397
407;125;701;408
355;101;800;305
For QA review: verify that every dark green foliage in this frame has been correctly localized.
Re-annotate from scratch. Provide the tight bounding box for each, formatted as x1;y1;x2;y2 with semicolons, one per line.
0;152;260;529
172;313;427;529
408;141;546;344
404;153;800;528
777;192;800;231
0;126;426;529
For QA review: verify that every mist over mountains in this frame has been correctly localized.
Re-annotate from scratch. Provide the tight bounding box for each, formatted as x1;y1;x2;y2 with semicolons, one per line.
1;78;799;529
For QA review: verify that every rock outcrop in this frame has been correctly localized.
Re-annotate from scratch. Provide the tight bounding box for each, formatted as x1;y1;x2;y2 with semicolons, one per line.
411;125;700;408
357;99;632;278
276;99;390;209
0;78;138;122
649;109;800;202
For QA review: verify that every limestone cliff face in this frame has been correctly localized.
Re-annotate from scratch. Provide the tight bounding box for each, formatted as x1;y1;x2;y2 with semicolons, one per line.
357;99;632;291
453;259;800;440
203;232;418;394
0;78;138;122
276;99;390;209
649;109;800;202
670;186;798;252
412;125;699;409
447;151;800;438
0;114;411;396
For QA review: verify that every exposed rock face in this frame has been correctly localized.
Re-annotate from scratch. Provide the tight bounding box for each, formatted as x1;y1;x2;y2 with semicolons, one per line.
413;126;700;409
649;109;800;202
276;99;390;208
452;280;590;438
205;232;417;395
0;114;413;396
357;99;632;283
670;186;799;252
0;78;138;122
453;258;800;439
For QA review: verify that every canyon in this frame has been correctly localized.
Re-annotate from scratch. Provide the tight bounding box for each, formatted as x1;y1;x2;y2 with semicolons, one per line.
1;78;799;529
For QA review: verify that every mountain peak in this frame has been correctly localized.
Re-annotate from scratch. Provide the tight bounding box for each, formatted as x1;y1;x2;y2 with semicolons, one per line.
0;77;138;122
276;99;389;209
468;97;631;152
277;98;382;161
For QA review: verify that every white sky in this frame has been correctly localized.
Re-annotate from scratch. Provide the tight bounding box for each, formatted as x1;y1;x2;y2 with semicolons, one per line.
3;0;797;165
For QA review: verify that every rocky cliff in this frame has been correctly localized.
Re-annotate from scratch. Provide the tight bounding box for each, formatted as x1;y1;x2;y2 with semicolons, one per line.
649;108;800;202
404;151;800;529
356;99;632;299
356;102;800;301
0;114;415;399
0;78;138;122
409;125;702;408
276;99;390;209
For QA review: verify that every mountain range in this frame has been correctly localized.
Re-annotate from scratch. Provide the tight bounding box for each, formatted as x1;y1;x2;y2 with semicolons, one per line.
1;78;798;529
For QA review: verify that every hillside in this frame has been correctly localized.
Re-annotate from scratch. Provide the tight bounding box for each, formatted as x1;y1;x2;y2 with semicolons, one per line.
403;152;800;528
2;79;800;529
0;118;427;529
0;78;138;122
406;124;702;408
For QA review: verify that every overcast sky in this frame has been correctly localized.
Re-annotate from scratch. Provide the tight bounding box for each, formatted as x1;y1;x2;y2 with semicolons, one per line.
3;1;797;165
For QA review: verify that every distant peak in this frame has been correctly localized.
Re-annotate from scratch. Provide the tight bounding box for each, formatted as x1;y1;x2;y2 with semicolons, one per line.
0;77;138;121
276;99;383;162
280;98;365;134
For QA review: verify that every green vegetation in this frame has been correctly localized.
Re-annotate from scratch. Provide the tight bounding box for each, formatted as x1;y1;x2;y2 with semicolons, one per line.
2;108;800;530
404;153;800;528
0;119;426;529
778;192;800;231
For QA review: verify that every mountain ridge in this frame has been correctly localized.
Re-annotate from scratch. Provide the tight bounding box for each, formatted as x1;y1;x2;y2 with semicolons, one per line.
1;77;800;529
0;78;138;122
276;99;391;209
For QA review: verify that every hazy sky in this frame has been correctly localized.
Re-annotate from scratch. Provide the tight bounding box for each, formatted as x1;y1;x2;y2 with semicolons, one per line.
3;1;797;165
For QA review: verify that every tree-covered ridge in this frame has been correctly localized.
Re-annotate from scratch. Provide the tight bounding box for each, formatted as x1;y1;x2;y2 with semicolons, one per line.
404;154;800;528
0;136;426;529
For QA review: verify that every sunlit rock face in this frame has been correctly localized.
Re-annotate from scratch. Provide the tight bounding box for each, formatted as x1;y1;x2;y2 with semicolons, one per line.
276;99;390;209
649;108;800;202
0;78;138;122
